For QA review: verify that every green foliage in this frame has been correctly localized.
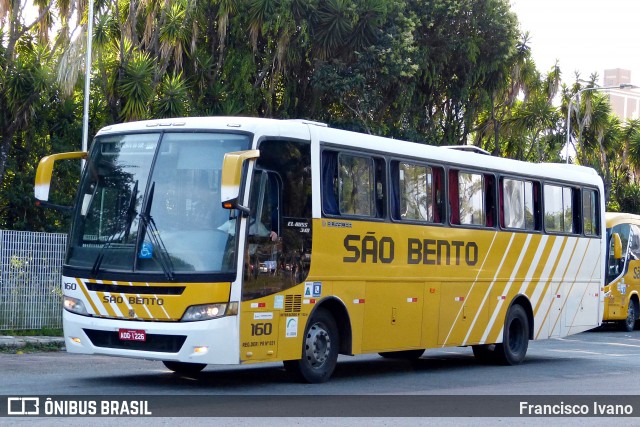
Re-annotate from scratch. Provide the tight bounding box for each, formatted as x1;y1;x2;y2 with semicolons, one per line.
118;51;155;121
154;72;189;118
611;183;640;215
0;0;637;231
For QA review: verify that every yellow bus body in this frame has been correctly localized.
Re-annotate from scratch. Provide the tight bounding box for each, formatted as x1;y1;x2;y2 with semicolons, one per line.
603;212;640;331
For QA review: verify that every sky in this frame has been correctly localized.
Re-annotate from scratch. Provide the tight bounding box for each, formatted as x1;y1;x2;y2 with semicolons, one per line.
510;0;640;85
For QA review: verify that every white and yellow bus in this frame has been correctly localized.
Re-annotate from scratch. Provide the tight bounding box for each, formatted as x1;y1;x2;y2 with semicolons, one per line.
603;212;640;331
35;117;605;382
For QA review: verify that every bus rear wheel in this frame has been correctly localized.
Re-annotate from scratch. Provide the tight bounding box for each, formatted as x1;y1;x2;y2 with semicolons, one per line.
471;344;496;363
162;361;207;375
284;308;339;383
494;304;529;365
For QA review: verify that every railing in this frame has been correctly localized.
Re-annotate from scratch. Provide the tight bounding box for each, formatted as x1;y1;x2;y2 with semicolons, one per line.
0;230;66;330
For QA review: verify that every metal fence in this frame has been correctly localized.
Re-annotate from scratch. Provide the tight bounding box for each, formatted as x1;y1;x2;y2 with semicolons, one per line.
0;230;66;330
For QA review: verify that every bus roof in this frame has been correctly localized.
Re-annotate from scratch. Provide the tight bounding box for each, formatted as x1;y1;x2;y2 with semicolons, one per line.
606;212;640;228
96;116;603;188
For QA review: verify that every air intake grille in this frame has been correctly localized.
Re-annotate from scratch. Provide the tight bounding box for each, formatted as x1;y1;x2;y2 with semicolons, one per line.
284;295;302;313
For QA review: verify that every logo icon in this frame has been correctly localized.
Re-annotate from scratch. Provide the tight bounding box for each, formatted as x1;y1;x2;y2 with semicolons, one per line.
7;397;40;415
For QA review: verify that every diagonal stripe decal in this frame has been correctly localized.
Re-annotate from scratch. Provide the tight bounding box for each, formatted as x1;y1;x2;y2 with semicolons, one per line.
442;231;500;347
481;233;533;344
461;233;516;345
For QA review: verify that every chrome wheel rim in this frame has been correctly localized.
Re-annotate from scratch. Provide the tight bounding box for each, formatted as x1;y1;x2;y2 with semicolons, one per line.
304;322;331;368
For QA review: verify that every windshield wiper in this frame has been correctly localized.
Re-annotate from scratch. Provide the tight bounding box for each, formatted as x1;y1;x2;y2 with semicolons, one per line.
123;180;139;241
137;182;176;281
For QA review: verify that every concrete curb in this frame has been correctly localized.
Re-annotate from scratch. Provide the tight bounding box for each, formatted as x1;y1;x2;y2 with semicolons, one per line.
0;336;65;350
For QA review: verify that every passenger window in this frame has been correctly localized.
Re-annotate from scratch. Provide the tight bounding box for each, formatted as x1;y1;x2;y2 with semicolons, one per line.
337;154;375;217
502;178;535;230
582;189;599;236
458;172;484;226
544;184;573;233
395;162;444;223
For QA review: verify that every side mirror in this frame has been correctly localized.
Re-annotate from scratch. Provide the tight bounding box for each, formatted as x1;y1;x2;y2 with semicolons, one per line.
220;150;260;215
34;151;87;208
612;232;623;260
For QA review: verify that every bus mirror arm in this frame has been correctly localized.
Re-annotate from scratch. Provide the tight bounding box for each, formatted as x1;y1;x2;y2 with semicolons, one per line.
222;199;251;217
237;204;250;217
34;199;74;213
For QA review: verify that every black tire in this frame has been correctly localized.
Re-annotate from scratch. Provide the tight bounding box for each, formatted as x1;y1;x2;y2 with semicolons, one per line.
162;361;206;375
621;301;637;332
378;349;425;359
471;344;496;363
283;308;339;383
494;304;529;365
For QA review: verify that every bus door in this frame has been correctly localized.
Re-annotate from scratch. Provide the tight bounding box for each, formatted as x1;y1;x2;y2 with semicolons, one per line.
238;169;282;361
237;139;313;362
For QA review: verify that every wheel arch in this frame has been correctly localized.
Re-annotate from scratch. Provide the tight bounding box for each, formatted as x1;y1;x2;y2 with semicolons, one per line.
312;297;352;355
629;292;639;308
508;294;534;340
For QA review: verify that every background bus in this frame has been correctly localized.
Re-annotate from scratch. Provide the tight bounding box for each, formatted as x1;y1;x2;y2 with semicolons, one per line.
35;117;605;382
604;212;640;331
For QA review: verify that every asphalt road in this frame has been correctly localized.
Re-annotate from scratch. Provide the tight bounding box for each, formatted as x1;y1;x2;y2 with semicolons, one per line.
3;326;640;394
2;327;640;425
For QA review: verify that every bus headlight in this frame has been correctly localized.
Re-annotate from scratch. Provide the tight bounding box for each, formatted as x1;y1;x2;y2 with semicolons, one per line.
181;302;237;322
63;296;88;315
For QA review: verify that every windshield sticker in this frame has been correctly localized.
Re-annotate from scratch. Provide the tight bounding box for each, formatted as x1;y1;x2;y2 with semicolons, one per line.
139;242;153;259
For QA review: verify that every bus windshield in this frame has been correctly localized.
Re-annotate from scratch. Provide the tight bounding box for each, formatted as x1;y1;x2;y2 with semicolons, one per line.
66;132;251;278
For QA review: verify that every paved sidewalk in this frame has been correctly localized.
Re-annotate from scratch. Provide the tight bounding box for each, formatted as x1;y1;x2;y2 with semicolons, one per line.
0;335;65;349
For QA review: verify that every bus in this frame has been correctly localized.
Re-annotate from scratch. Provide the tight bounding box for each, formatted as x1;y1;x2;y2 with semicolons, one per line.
603;212;640;331
35;117;605;383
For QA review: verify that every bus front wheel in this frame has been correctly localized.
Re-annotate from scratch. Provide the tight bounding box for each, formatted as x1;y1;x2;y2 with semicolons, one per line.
494;304;529;365
622;301;637;332
284;308;339;383
162;361;206;375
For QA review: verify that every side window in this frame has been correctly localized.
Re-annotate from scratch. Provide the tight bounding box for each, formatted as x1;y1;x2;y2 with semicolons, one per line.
501;178;536;230
582;189;600;236
458;172;484;226
393;162;443;223
338;153;375;216
544;184;574;233
249;170;280;238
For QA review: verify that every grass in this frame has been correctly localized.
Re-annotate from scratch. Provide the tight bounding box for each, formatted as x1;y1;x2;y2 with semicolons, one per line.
0;342;64;354
0;328;65;354
0;327;63;337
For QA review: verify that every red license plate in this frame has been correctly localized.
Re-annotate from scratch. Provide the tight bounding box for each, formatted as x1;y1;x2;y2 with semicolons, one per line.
118;329;146;342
